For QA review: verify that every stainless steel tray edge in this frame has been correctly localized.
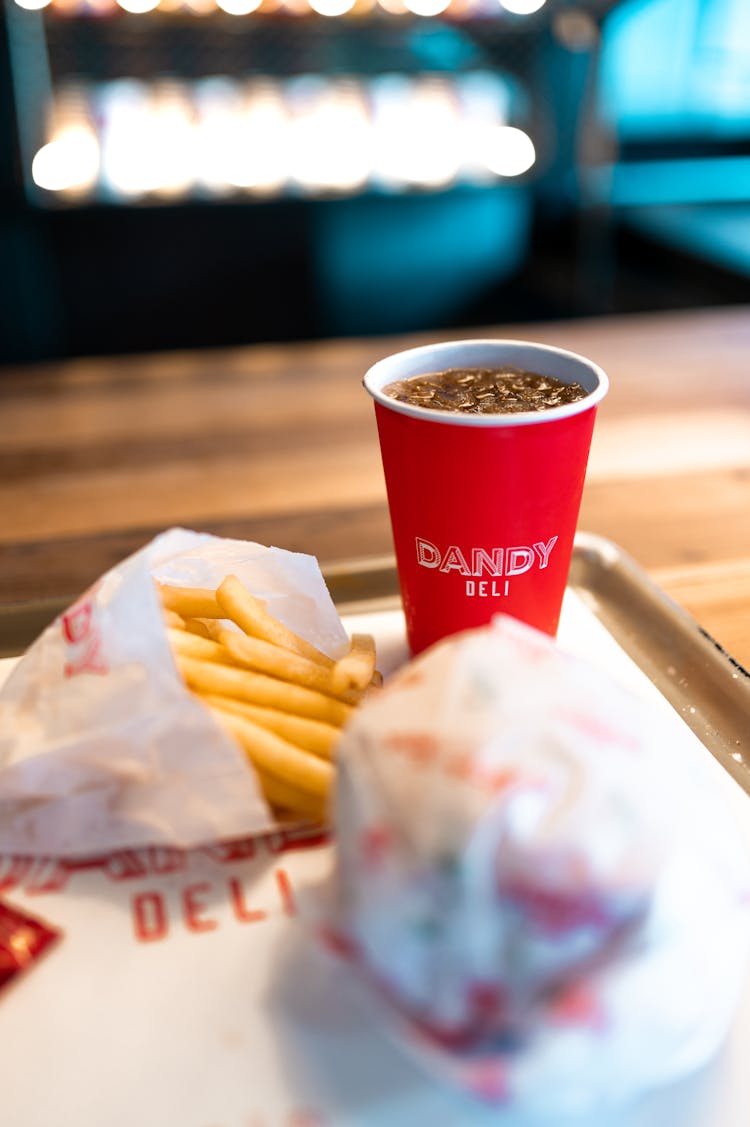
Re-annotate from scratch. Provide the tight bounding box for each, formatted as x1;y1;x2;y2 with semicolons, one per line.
569;532;750;795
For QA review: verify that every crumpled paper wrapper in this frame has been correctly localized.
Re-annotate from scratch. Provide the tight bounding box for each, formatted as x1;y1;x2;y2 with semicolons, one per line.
323;614;750;1115
0;528;349;858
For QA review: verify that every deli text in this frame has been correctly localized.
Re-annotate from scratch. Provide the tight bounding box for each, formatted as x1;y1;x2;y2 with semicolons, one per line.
415;535;558;598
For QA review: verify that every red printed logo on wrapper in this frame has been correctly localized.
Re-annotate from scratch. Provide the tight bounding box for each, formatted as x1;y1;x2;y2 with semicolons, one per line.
360;823;393;870
61;586;108;677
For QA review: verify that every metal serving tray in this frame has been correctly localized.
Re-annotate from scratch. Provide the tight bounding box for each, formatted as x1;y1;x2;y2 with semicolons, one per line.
1;532;748;790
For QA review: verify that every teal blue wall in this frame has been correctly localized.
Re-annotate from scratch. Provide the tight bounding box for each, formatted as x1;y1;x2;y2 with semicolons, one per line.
600;0;750;139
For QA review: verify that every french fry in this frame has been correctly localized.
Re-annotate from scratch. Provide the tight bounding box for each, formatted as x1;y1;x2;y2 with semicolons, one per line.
216;628;360;704
166;628;236;666
182;617;213;640
176;654;354;727
163;609;187;631
160;566;379;828
157;583;223;620
254;768;327;824
201;694;340;759
209;704;333;800
216;575;333;668
331;633;378;694
201;619;225;642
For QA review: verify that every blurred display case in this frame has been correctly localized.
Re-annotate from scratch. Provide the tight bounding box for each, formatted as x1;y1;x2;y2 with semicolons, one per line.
2;0;621;361
6;0;620;205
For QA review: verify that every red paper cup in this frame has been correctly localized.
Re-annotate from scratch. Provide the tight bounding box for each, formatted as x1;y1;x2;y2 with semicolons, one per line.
364;339;608;655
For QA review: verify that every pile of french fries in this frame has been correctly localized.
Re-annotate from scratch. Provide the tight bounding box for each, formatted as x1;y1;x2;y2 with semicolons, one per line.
157;574;379;826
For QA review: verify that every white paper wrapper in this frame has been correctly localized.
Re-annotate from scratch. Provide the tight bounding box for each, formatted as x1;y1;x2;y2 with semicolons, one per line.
324;615;750;1116
0;528;349;858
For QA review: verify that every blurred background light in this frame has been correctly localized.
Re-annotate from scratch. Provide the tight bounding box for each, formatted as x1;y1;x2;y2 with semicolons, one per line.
403;0;451;17
32;128;100;193
231;85;291;194
482;125;536;176
288;79;371;191
215;0;263;13
11;0;546;16
182;0;216;13
115;0;161;11
499;0;546;13
371;76;464;188
374;0;407;13
31;72;524;202
307;0;357;15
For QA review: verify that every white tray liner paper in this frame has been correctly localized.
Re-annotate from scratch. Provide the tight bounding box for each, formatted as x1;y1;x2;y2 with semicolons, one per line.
0;592;749;1127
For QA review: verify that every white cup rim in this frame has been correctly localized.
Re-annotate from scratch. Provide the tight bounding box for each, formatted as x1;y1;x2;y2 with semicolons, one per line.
363;338;609;427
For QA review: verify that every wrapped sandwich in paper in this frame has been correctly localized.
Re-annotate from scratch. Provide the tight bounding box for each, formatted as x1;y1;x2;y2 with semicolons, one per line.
0;528;352;857
324;615;750;1115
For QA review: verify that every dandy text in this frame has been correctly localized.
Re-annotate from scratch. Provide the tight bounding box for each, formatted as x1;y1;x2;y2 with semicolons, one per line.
415;534;558;598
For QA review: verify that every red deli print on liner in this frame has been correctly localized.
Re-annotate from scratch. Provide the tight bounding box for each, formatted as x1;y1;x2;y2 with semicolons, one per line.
0;897;62;995
0;825;330;898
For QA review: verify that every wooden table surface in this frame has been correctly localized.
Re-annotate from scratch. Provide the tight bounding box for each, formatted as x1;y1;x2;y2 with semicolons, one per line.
2;305;749;668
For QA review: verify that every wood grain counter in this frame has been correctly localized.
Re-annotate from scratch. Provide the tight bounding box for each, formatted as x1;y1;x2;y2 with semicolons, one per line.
2;305;749;667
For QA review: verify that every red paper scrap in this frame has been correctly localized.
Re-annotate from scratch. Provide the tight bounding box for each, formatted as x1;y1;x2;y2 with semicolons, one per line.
0;897;61;996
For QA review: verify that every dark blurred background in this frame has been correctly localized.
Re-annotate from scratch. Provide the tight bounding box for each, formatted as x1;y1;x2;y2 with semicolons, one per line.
1;0;749;366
